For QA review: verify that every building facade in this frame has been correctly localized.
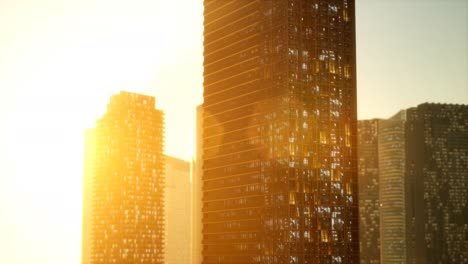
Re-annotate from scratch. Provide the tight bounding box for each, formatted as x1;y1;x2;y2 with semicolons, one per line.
378;111;407;264
202;1;359;263
164;156;191;264
83;91;165;263
357;120;380;264
405;103;468;264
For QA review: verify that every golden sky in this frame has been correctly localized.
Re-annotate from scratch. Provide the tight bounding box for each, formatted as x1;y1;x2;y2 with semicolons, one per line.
0;1;203;263
0;0;466;263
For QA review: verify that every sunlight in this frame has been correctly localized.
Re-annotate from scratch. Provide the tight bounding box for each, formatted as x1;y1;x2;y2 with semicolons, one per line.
0;0;203;262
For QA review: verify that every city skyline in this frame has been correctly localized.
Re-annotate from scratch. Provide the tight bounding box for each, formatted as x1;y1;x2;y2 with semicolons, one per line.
0;1;467;263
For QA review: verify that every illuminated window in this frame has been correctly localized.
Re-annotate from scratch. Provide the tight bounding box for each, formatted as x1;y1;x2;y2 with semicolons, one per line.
345;124;351;147
344;65;351;79
321;230;329;242
289;192;296;205
320;131;329;144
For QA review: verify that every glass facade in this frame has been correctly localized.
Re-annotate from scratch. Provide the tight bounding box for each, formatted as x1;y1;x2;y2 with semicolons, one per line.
85;91;165;263
202;1;359;263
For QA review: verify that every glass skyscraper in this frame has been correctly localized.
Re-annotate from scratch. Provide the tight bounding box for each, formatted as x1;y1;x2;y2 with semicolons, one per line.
202;1;359;263
83;91;165;263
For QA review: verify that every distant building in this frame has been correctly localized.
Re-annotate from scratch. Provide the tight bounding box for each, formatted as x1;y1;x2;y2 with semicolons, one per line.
378;110;407;263
357;112;407;264
358;120;380;264
357;103;468;264
191;105;203;264
164;156;191;264
83;91;165;263
202;1;359;262
405;103;468;264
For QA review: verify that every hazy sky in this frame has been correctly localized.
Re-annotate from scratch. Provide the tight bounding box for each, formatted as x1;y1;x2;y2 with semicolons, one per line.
357;0;467;119
0;0;466;263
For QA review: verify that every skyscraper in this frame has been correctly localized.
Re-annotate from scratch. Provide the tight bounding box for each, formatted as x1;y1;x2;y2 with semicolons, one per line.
357;120;380;264
164;156;191;264
83;91;165;264
357;103;467;264
378;111;407;263
202;1;359;263
405;103;468;264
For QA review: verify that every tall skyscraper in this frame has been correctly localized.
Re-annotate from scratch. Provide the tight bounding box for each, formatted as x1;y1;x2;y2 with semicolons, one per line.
405;103;468;264
83;91;165;264
357;120;380;264
202;1;359;263
164;156;191;264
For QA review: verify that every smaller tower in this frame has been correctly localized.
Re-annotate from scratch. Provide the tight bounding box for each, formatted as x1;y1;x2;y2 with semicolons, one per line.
83;91;165;264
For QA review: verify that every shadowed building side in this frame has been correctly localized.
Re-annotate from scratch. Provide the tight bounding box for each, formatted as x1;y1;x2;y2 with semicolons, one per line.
192;105;204;264
405;103;468;264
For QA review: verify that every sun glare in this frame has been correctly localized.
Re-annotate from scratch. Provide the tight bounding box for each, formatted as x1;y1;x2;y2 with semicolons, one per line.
0;0;203;262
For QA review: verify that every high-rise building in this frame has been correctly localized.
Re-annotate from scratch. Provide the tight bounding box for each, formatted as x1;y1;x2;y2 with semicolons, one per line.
83;91;165;263
405;103;468;264
378;111;407;264
357;103;468;264
202;1;359;263
192;105;204;264
357;120;380;264
164;156;191;264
